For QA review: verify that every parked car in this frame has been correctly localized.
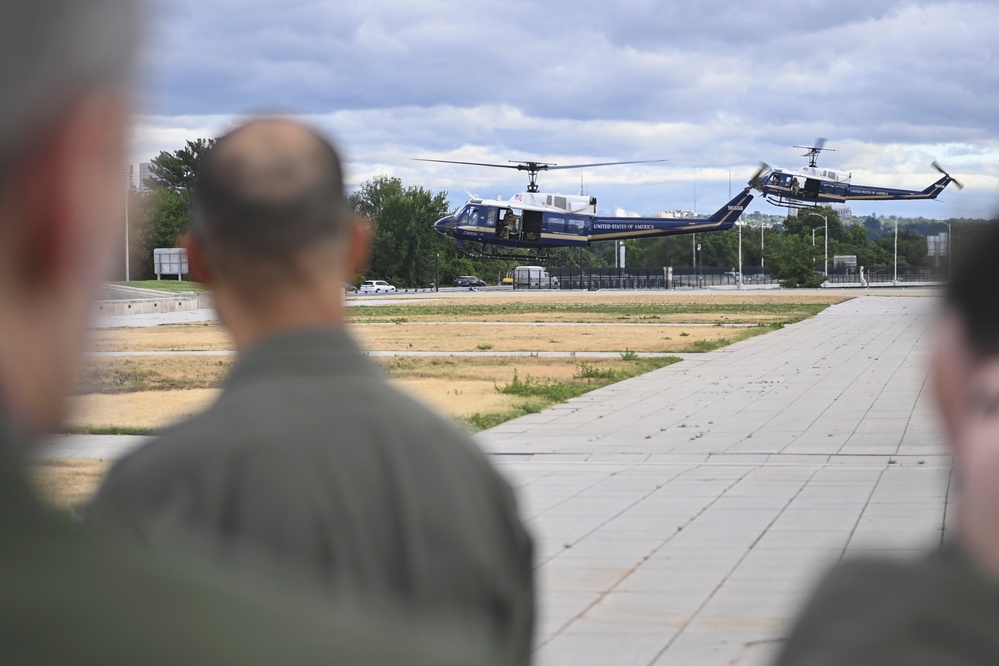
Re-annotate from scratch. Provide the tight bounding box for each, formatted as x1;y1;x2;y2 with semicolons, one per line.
359;280;397;294
454;275;486;287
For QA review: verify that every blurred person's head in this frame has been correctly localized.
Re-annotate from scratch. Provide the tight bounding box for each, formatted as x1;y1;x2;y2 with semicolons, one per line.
186;119;371;351
933;221;999;445
0;0;139;436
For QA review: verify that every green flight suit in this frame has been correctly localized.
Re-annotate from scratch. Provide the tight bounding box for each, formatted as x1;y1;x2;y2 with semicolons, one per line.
775;548;999;665
89;327;535;665
0;414;499;665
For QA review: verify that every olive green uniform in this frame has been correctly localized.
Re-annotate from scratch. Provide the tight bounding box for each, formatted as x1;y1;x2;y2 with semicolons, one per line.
0;415;499;665
775;548;999;665
90;328;535;665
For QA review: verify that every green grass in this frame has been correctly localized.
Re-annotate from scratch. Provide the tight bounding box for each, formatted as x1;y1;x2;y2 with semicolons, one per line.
112;280;205;293
461;357;682;431
64;425;159;436
350;302;832;323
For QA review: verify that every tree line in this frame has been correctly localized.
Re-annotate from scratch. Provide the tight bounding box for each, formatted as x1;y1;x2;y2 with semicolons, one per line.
119;139;990;287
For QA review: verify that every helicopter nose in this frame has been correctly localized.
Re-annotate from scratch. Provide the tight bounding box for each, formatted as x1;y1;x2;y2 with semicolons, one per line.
434;214;457;236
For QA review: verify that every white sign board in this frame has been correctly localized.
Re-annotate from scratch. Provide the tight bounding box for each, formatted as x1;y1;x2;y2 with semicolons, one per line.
153;247;189;281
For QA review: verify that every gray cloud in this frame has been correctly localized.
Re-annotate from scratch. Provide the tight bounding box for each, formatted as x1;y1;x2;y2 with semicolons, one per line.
135;0;999;218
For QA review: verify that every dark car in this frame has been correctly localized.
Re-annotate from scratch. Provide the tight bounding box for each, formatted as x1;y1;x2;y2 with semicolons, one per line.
454;275;486;287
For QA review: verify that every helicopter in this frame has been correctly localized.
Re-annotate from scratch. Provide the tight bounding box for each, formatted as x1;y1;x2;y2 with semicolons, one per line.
749;139;963;210
417;158;754;261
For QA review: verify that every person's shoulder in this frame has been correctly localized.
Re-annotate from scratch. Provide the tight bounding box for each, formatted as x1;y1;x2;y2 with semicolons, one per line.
776;554;999;665
0;519;499;665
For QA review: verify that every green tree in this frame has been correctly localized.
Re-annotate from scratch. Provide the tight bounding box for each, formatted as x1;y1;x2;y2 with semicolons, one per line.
767;233;825;288
349;176;519;288
133;187;189;279
131;137;218;279
145;138;216;193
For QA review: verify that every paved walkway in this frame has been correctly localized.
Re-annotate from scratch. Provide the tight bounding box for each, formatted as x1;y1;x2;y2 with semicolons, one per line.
482;296;949;665
52;295;947;665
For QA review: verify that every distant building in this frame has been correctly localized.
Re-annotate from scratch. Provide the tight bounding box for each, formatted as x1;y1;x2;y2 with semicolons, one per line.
831;204;853;220
139;162;154;192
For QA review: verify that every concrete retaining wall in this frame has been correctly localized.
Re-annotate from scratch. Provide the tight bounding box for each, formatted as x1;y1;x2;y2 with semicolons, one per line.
94;285;213;317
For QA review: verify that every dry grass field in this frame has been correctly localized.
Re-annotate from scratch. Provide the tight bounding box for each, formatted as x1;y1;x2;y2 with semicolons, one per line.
29;459;111;509
36;290;855;507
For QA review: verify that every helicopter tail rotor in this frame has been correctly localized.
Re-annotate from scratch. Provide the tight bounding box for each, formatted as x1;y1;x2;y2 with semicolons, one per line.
932;160;964;190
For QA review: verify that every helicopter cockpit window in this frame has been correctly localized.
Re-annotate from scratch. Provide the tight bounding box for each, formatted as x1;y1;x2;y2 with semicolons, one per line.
468;207;480;226
485;208;497;227
548;216;565;234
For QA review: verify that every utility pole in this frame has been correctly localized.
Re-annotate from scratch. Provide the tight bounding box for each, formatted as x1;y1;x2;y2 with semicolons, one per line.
761;225;765;275
737;221;743;288
124;165;131;282
824;213;828;278
893;221;898;286
435;252;439;292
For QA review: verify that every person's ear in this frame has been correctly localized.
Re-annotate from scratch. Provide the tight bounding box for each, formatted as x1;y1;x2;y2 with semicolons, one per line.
182;233;214;285
345;216;373;277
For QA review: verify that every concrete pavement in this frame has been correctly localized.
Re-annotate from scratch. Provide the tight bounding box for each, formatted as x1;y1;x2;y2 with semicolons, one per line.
483;295;949;665
53;295;947;665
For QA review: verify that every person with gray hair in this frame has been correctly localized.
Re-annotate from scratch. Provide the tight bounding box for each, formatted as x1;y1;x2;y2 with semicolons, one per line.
0;2;500;664
89;118;536;665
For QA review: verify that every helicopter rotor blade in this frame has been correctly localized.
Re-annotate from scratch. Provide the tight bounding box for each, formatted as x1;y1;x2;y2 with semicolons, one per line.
543;159;668;171
748;162;768;189
932;160;964;190
414;158;523;170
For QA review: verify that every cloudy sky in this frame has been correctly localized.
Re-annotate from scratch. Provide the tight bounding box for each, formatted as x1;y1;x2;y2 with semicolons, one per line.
134;0;999;219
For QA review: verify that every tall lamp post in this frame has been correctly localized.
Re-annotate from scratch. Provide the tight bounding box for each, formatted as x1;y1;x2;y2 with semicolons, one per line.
944;221;953;277
435;252;439;292
737;220;743;288
697;243;702;288
893;221;898;286
803;210;829;277
760;224;765;277
124;165;131;282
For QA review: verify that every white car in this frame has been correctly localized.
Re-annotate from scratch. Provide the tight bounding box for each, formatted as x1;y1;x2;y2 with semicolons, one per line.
359;280;397;294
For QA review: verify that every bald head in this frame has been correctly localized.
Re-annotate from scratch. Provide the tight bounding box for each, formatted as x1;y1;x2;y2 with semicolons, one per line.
192;119;350;270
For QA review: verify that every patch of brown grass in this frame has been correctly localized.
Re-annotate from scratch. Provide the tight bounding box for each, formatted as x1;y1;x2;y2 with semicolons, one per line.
353;323;753;352
27;458;111;509
67;389;220;431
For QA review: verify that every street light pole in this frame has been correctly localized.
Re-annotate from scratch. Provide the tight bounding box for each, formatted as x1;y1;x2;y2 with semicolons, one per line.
945;221;953;277
124;166;131;282
738;221;743;288
824;213;828;278
761;225;765;276
893;221;898;286
697;243;702;288
435;252;439;292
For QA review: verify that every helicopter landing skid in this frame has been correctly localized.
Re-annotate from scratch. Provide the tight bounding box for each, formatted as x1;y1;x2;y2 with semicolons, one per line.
456;242;554;263
763;194;823;210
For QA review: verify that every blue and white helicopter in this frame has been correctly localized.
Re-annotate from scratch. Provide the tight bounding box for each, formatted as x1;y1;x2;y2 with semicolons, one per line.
418;158;754;261
749;139;962;210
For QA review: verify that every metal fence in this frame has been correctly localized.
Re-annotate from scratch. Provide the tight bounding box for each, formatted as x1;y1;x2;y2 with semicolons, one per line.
547;267;670;290
512;265;945;290
825;268;946;285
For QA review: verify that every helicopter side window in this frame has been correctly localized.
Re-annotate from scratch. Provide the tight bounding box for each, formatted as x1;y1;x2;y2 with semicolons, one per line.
548;216;565;234
485;209;497;227
567;218;585;235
